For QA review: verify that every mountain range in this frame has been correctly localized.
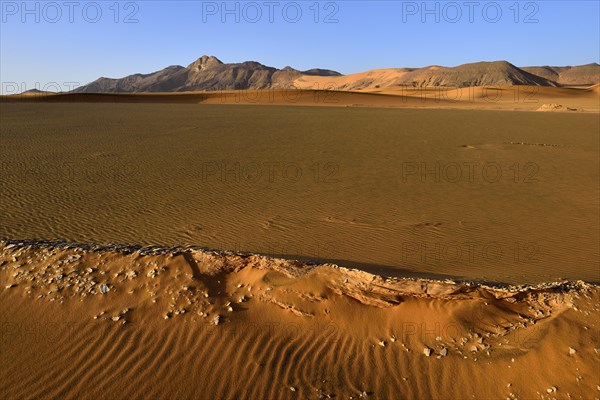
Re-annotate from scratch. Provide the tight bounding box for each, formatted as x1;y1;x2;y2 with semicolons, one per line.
73;56;600;93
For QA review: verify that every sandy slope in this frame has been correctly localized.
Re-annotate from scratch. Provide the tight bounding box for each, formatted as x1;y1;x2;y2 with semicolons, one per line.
3;85;599;112
1;240;598;399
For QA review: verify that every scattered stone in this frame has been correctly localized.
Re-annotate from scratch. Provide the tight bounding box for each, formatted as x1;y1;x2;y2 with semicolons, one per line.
469;345;478;352
100;284;109;294
537;103;564;112
378;341;386;347
440;348;448;357
423;347;432;357
111;316;121;322
5;284;16;289
213;315;220;325
547;387;557;393
569;347;576;355
94;311;106;319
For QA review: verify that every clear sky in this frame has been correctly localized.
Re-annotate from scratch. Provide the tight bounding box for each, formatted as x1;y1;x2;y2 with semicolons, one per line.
1;0;599;93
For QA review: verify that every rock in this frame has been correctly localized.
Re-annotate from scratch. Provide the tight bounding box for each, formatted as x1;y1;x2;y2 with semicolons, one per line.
423;347;432;357
100;284;109;294
537;103;564;112
378;341;386;347
569;347;576;355
111;316;121;321
547;387;557;393
290;387;296;392
5;284;16;289
469;345;478;352
213;315;220;325
440;348;448;357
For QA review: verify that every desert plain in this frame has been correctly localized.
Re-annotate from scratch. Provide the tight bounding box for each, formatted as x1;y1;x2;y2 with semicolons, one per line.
0;86;599;399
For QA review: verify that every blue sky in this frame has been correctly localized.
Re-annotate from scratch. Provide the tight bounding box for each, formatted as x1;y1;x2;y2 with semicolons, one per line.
1;1;599;93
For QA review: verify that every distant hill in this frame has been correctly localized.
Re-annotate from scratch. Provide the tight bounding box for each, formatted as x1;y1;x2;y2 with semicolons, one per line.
73;56;341;93
19;88;56;95
522;63;600;86
72;56;599;93
397;61;557;88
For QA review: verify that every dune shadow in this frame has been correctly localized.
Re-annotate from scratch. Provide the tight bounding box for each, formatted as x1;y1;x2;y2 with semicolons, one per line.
245;251;463;282
181;251;202;280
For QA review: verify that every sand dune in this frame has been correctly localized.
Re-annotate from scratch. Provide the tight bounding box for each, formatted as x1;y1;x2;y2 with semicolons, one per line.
1;240;598;399
3;85;599;112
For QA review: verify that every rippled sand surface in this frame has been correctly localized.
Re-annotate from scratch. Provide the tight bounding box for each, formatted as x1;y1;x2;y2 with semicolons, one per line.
1;103;598;283
1;241;598;399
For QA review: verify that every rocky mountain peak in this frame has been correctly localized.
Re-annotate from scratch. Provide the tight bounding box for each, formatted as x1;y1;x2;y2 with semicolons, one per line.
187;55;223;72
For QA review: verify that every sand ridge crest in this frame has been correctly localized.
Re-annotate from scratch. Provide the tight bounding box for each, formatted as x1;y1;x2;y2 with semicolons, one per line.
1;239;594;301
